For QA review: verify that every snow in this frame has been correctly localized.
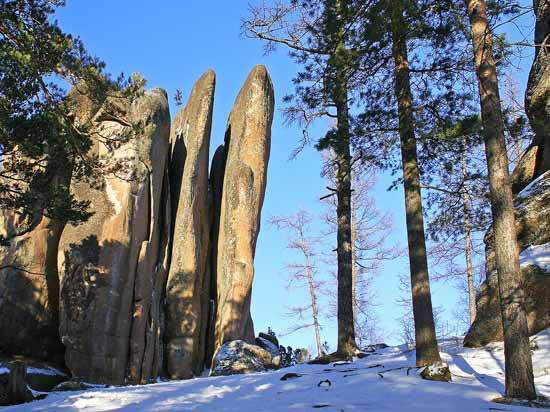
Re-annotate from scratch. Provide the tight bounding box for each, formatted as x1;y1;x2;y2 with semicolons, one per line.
517;170;550;200
519;242;550;272
5;329;550;411
26;366;66;377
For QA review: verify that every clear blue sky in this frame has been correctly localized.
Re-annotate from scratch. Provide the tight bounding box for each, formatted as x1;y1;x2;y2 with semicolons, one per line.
56;0;535;353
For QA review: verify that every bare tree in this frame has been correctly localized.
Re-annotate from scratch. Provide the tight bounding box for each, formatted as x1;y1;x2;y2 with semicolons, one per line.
269;210;326;358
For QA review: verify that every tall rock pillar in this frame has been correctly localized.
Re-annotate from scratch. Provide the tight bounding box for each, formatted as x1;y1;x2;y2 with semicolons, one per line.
165;70;215;379
214;65;274;352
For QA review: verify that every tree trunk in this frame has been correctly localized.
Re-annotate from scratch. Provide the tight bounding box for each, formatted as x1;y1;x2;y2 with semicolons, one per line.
306;262;323;358
465;0;536;399
390;0;441;366
351;196;359;333
334;93;358;356
461;153;477;325
330;0;358;358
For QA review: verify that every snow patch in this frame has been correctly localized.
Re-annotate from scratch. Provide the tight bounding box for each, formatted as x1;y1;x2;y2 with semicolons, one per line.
519;242;550;271
105;181;122;215
517;170;550;199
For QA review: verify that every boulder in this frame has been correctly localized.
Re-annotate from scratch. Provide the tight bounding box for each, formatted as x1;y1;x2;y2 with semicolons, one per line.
255;336;279;358
465;172;550;347
51;378;100;392
0;358;68;392
0;361;35;406
164;70;215;380
214;65;274;351
420;362;451;382
210;340;278;377
58;86;171;385
524;0;550;179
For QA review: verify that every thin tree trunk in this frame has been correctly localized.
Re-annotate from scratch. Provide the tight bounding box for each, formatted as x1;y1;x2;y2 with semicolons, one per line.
351;196;358;332
390;0;441;366
464;0;536;399
305;260;323;358
461;154;477;325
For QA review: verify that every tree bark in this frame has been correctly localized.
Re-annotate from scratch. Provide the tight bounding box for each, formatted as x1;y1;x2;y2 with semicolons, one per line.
334;91;358;356
461;154;477;325
390;0;441;366
464;0;536;399
330;0;358;358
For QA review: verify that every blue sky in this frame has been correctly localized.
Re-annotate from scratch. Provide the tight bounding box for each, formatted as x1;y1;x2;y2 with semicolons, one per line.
56;0;535;353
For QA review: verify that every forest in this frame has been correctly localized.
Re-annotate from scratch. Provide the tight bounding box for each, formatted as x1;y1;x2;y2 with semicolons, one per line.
0;0;549;410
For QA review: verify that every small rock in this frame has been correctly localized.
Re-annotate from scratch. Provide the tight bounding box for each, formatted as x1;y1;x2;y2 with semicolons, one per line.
317;379;332;387
420;362;451;382
280;373;302;381
52;378;99;392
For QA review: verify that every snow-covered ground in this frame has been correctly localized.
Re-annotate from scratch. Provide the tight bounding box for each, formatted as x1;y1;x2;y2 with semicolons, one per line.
6;329;550;411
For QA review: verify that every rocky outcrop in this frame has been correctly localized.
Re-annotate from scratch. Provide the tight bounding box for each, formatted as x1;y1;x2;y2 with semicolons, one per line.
523;0;550;187
464;172;550;347
0;163;69;364
210;340;279;377
165;70;215;379
214;65;274;352
57;87;171;385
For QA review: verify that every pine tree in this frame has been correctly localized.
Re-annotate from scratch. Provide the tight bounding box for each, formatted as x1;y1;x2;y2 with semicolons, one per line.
243;0;369;357
463;0;536;400
0;0;141;243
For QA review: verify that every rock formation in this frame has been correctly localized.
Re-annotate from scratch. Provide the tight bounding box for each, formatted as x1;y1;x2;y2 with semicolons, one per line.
464;171;550;347
165;70;215;379
519;0;550;192
0;165;68;364
205;144;228;367
213;65;275;352
0;65;275;384
57;87;171;385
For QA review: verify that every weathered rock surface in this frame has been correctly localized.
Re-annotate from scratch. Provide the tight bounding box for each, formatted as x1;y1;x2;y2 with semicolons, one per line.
0;362;36;406
214;65;274;351
205;144;228;367
420;362;451;382
0;157;70;364
464;172;550;347
0;211;66;364
165;70;215;379
210;340;278;377
58;87;171;384
0;358;68;392
524;0;550;183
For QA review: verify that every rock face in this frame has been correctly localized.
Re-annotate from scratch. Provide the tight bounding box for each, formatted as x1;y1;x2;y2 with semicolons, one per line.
464;172;550;347
58;88;171;385
204;144;228;367
165;70;215;379
214;65;274;352
210;340;278;377
523;0;550;186
0;211;66;364
0;157;69;364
